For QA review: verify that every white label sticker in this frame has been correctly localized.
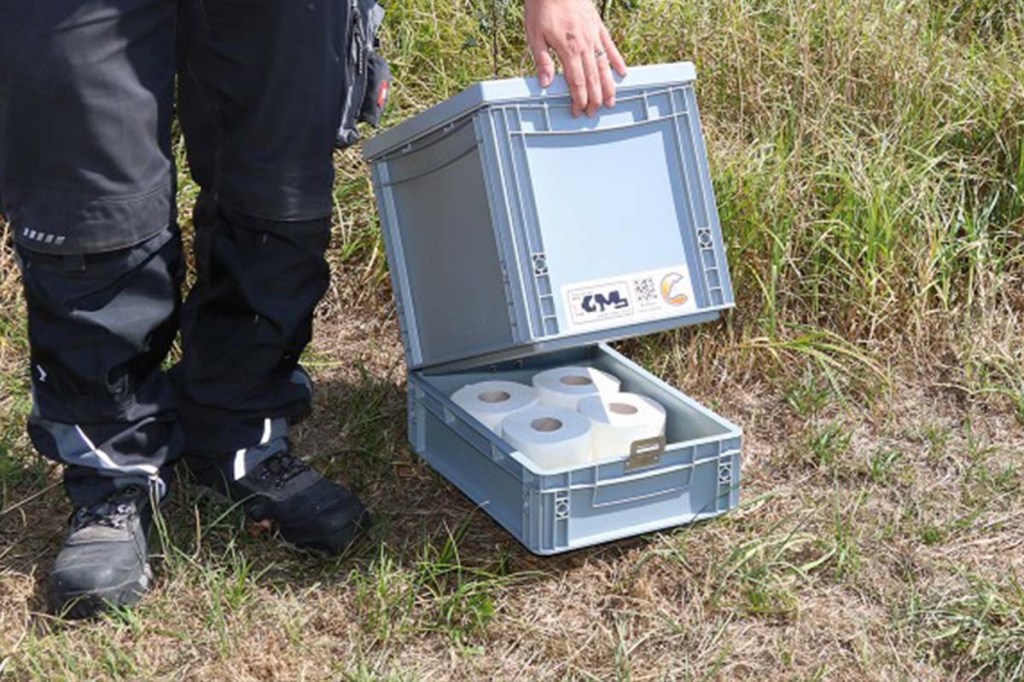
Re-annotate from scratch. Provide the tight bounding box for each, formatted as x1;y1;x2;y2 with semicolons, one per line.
561;264;699;333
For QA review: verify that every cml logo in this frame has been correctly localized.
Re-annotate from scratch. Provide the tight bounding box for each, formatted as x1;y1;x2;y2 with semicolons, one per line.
566;279;634;326
581;290;630;313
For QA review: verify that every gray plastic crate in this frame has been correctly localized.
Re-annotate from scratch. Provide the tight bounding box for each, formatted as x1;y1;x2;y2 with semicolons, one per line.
365;62;734;371
408;343;741;555
365;63;742;554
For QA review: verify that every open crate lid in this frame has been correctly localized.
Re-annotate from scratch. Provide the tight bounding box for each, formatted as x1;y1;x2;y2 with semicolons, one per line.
364;63;735;372
363;62;698;161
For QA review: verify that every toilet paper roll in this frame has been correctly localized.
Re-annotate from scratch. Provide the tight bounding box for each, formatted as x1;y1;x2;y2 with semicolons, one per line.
577;392;668;461
451;380;540;433
501;406;593;470
531;366;622;410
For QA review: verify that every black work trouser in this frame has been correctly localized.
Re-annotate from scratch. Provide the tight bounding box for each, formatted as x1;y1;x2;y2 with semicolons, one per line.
1;0;348;506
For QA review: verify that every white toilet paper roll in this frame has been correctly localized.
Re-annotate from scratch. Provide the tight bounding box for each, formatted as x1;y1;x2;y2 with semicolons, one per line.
451;380;540;433
531;366;622;410
577;392;668;461
501;406;593;471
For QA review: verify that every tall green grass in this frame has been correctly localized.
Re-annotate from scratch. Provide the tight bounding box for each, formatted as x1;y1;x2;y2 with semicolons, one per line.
360;0;1023;391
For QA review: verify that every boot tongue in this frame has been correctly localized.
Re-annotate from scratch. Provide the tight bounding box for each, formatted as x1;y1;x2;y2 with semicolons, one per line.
256;453;321;496
262;453;311;486
72;488;141;532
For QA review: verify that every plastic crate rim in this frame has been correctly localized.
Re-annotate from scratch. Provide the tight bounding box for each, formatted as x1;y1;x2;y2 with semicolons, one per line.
362;61;698;161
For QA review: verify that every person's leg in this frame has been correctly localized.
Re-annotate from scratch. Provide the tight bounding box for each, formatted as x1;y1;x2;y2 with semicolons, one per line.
16;230;183;505
175;0;368;554
16;229;183;617
0;0;179;616
0;0;176;254
173;194;329;466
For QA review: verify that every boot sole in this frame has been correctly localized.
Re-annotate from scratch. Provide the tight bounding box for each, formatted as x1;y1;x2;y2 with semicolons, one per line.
194;484;371;556
278;506;372;556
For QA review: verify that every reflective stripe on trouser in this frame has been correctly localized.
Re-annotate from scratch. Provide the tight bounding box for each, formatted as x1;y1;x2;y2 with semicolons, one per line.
16;228;184;507
29;417;169;500
230;417;288;481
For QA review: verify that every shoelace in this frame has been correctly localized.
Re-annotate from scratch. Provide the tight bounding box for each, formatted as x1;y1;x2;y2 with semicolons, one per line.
256;452;311;489
71;486;142;532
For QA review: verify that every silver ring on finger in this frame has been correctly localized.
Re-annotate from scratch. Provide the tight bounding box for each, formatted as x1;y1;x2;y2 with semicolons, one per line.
594;48;606;60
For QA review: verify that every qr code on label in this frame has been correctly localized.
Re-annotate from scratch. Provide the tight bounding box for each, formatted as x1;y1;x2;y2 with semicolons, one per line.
634;277;658;303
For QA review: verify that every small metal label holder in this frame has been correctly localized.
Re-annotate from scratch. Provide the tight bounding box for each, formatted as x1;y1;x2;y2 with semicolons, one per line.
625;435;667;472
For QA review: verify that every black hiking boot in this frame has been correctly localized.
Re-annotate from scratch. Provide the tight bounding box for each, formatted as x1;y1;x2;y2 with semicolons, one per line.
188;451;370;555
50;485;154;619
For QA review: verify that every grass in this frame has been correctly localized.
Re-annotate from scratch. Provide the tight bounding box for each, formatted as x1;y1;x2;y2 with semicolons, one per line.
1;0;1023;678
906;573;1024;680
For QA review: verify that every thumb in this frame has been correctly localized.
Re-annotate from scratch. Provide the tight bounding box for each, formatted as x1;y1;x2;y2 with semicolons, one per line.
528;35;556;87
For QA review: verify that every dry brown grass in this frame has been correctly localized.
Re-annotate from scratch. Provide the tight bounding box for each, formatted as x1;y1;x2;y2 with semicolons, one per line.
3;309;1021;679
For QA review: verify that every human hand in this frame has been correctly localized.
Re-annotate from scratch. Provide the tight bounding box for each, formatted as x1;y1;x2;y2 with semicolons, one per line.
524;0;628;118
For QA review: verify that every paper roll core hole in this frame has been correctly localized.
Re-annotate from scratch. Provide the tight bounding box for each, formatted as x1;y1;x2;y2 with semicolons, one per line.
559;375;593;386
531;417;563;433
609;403;640;415
478;390;512;404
